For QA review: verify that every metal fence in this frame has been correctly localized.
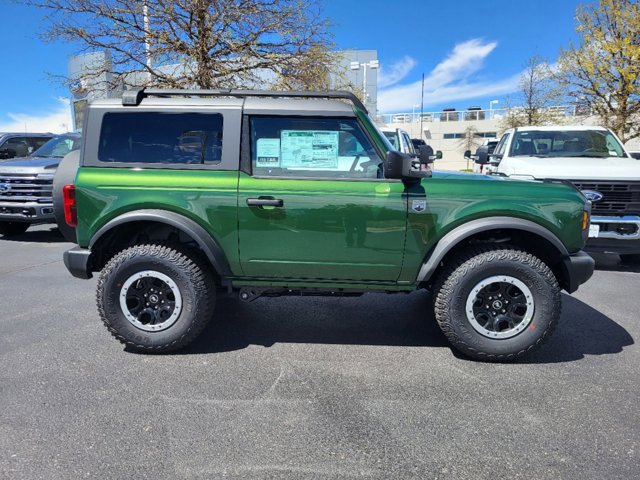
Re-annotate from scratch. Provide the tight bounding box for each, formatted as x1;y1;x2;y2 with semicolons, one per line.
378;105;593;125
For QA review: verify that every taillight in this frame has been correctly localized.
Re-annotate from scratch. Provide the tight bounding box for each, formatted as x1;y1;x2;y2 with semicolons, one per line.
62;184;77;228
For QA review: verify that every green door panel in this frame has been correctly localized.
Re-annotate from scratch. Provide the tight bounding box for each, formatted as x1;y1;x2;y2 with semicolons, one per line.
237;172;408;281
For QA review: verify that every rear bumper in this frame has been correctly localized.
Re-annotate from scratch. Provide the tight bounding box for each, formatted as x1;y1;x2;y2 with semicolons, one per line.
562;250;595;293
63;247;93;279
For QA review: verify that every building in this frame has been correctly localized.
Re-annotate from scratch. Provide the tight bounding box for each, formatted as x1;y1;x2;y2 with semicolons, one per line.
68;49;379;130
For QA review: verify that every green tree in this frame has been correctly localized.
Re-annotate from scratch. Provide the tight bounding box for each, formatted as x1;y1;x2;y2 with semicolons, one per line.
558;0;640;142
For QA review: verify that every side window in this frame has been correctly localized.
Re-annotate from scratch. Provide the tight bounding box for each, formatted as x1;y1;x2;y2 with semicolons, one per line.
250;117;384;179
402;132;415;155
28;137;51;152
495;133;510;156
1;137;30;158
98;112;223;165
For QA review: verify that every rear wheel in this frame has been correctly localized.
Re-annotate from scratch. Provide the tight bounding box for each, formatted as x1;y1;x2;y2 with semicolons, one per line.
97;244;215;352
0;222;29;236
433;246;561;362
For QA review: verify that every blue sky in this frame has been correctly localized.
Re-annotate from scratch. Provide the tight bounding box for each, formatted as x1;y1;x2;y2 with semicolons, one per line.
0;0;583;132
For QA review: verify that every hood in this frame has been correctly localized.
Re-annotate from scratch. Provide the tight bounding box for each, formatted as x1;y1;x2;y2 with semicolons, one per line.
499;156;640;181
0;156;61;173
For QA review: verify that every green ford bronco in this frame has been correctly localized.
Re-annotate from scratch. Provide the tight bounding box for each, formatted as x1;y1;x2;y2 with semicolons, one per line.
56;89;594;361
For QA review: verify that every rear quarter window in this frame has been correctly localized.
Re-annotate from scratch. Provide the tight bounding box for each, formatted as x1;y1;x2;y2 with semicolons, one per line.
98;112;223;165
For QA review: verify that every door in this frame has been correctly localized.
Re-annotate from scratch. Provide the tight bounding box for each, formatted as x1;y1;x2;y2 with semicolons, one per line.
238;115;407;282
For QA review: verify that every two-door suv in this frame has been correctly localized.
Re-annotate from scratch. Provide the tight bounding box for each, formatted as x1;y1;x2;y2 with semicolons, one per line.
57;89;594;361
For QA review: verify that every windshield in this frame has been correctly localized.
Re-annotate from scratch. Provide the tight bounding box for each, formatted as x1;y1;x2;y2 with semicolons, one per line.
32;135;81;158
383;131;399;149
509;130;627;158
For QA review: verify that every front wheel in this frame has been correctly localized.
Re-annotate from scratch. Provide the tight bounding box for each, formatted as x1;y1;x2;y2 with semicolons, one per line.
97;244;215;352
0;222;29;236
433;247;561;362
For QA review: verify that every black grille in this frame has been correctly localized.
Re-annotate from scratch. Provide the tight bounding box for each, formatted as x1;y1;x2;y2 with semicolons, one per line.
0;173;53;203
571;181;640;216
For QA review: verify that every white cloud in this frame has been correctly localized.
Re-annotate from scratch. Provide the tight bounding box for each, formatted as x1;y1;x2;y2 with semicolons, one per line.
378;56;417;88
0;98;73;133
378;39;520;112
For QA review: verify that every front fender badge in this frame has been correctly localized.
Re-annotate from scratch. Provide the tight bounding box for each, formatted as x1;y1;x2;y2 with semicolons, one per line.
412;199;427;213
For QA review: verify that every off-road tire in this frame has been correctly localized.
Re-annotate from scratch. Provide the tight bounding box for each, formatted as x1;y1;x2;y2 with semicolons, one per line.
433;246;561;362
97;243;215;353
0;222;29;236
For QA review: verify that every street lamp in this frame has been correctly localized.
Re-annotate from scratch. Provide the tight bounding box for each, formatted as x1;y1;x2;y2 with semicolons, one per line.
489;99;499;119
350;60;379;110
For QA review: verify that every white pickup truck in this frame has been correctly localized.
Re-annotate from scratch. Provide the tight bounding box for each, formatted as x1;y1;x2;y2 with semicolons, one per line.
475;126;640;261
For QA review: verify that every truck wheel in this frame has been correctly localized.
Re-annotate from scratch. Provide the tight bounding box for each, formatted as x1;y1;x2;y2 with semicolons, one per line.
433;246;560;362
0;222;29;236
96;244;215;353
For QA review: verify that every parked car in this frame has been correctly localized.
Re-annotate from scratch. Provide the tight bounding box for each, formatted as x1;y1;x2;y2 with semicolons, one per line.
56;88;593;361
0;132;53;160
381;127;416;155
474;126;640;261
0;133;82;236
466;138;498;173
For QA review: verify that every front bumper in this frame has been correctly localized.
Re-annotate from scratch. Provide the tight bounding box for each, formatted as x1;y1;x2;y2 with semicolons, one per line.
561;250;595;293
0;201;55;223
586;215;640;255
63;247;93;279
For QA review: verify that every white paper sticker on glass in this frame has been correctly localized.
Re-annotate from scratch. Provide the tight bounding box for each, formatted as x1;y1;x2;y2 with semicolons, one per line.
256;138;281;167
280;130;339;169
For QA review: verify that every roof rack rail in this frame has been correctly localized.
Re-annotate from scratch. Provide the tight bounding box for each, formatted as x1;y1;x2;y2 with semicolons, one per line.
121;88;368;113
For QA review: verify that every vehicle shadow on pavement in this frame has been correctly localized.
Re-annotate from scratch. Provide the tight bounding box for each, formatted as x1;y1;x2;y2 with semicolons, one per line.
0;227;67;244
178;291;633;364
518;294;634;364
179;290;451;355
591;252;640;273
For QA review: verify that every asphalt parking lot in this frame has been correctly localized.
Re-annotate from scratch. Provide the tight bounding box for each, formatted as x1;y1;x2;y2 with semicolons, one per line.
1;225;639;479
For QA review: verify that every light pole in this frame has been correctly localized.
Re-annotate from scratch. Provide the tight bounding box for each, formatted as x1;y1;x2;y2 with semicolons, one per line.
489;99;499;119
350;60;379;111
412;104;420;122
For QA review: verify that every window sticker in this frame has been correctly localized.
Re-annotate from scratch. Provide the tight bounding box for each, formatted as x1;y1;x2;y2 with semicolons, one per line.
280;130;339;169
256;138;281;167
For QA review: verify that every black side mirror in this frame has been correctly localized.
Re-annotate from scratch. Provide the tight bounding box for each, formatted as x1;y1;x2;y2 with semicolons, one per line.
418;145;434;164
435;150;443;160
475;145;489;164
384;150;405;179
464;150;472;159
385;150;432;180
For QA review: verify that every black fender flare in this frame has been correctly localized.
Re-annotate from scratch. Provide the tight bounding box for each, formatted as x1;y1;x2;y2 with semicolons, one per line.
89;209;232;276
416;216;569;283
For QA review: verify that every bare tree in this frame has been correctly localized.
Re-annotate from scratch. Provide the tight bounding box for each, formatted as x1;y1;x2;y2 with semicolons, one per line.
558;0;640;143
499;56;563;130
459;125;481;169
31;0;335;91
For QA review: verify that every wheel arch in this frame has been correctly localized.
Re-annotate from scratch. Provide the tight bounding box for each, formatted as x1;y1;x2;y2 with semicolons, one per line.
417;217;571;290
88;209;232;278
